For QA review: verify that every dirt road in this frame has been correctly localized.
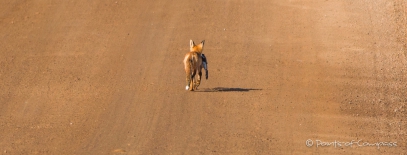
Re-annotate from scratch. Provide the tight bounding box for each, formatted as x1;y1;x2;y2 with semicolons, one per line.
1;0;406;154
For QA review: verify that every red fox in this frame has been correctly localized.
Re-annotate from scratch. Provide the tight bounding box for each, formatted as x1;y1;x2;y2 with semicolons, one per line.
183;40;205;91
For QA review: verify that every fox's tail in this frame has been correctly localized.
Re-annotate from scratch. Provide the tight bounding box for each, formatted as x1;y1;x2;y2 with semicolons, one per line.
184;55;194;90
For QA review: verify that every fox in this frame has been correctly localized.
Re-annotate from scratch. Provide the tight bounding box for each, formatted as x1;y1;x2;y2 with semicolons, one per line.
184;40;205;91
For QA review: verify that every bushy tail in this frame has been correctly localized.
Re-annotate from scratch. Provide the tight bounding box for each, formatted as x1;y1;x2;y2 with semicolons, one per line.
184;55;194;90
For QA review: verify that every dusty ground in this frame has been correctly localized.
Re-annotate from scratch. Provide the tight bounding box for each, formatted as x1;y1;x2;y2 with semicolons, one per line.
1;0;407;154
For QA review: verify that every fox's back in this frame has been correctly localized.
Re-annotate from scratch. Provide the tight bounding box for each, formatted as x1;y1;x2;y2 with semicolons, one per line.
184;51;202;69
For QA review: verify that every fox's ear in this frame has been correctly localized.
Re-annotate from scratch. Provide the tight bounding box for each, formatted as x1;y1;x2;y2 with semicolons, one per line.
198;40;205;49
190;40;195;48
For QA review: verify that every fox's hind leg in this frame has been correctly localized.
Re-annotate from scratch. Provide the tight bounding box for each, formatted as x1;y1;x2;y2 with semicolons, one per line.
194;68;202;90
190;70;196;91
189;79;194;91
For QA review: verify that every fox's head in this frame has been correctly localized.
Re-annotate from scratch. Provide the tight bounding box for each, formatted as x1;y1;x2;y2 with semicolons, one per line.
190;40;205;53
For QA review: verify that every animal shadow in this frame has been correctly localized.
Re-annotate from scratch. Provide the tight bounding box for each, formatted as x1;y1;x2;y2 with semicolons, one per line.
199;87;261;92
